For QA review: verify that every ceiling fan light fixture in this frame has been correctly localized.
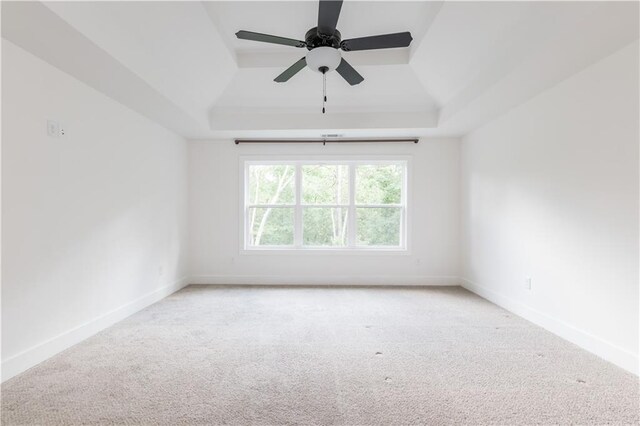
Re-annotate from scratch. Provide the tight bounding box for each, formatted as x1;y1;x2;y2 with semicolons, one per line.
306;47;341;73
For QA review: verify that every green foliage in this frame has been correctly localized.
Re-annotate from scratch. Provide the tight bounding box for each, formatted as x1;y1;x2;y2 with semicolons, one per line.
303;208;348;246
356;165;402;205
302;165;349;205
249;207;293;246
248;163;404;247
248;165;295;205
356;208;401;246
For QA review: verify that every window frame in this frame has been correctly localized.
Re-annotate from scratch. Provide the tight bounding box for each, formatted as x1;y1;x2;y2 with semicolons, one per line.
240;155;411;255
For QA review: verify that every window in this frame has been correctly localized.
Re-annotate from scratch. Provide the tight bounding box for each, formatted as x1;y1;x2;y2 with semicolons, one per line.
243;159;408;251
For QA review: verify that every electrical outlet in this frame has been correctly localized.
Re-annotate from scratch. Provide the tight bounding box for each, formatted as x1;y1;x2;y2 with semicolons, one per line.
525;277;532;290
47;120;60;137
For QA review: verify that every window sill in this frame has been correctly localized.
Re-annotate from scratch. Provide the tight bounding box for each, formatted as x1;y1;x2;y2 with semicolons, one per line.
240;247;411;256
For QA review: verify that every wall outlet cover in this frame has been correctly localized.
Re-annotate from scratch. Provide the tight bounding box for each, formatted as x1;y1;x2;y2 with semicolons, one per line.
47;120;60;137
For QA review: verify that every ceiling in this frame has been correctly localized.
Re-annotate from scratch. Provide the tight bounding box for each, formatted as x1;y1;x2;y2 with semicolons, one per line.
2;1;638;139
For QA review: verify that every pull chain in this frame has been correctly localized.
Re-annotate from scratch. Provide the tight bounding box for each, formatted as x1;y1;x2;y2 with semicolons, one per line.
322;71;326;114
320;66;328;114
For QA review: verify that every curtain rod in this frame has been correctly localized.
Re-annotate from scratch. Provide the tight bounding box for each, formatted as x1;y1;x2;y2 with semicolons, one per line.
234;138;419;145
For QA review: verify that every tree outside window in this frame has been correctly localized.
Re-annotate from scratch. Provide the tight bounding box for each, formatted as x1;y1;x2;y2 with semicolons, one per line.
245;160;406;250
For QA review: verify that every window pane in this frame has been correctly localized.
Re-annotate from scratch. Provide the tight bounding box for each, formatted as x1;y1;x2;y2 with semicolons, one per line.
248;165;295;205
248;207;294;246
355;164;403;205
356;208;401;246
302;165;349;205
303;208;348;246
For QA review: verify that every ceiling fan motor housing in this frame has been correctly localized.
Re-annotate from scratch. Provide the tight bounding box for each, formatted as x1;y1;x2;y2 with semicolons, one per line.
305;27;341;49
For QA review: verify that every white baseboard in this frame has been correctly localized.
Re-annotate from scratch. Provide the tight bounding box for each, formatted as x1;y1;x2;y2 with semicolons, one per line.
1;276;189;383
189;275;460;286
461;278;639;376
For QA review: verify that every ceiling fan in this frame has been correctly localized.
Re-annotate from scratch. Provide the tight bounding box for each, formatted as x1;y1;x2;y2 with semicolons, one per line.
235;0;413;87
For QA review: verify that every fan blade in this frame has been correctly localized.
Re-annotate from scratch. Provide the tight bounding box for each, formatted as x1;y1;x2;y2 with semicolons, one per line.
317;0;343;36
336;58;363;86
340;32;413;51
236;30;306;48
274;57;307;82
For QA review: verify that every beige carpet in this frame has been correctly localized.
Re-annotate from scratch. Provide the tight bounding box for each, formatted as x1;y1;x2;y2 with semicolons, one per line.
2;285;638;425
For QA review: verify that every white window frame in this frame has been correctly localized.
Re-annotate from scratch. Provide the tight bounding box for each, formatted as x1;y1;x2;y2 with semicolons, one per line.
240;155;411;254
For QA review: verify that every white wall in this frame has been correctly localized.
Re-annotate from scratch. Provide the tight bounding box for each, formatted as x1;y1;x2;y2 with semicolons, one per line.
460;41;639;374
1;40;189;381
189;139;460;285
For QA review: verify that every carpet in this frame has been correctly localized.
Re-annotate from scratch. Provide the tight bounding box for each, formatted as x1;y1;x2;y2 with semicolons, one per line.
2;285;638;425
